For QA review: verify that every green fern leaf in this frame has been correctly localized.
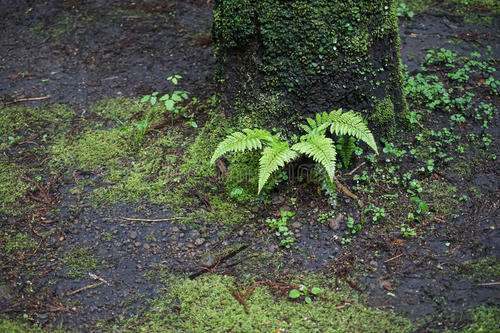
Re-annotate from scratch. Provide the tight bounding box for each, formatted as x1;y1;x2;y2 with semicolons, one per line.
328;109;378;154
210;129;274;164
258;141;298;194
292;134;337;182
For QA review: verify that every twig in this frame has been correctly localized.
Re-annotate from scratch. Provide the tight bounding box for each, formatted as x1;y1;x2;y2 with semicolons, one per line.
384;253;403;263
334;177;363;207
104;216;181;222
89;273;110;286
65;282;104;296
347;162;366;176
189;244;248;279
478;282;500;286
5;95;50;105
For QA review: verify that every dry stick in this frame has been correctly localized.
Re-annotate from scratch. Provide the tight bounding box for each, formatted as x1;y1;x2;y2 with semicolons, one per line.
104;216;182;222
5;95;51;105
65;282;104;296
89;273;110;286
347;162;366;176
384;253;404;263
334;177;363;207
478;282;500;286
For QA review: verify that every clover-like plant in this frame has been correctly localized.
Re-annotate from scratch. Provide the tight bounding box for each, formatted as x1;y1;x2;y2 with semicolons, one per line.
211;109;378;194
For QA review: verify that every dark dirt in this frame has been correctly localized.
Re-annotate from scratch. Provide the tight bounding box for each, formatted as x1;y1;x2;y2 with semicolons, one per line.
0;1;499;332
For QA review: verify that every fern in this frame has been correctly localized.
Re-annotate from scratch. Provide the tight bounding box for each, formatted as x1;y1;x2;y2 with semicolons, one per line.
327;109;378;154
210;129;275;164
337;136;357;169
303;109;378;154
258;141;298;193
292;134;336;183
210;109;378;196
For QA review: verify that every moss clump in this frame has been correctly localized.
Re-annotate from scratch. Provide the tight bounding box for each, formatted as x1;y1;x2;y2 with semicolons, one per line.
2;232;37;254
0;318;46;333
119;274;412;332
459;257;500;282
0;104;73;150
91;97;145;123
371;97;396;134
0;163;29;215
62;247;101;279
51;128;130;171
421;180;459;218
457;306;500;333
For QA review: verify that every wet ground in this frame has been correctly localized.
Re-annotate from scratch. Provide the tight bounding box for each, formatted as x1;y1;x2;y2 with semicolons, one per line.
0;0;499;332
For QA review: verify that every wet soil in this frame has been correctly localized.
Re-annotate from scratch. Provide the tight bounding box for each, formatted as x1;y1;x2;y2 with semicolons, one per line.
0;1;499;332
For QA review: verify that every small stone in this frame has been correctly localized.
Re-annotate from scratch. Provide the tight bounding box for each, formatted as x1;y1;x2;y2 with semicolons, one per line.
194;238;205;246
238;230;245;236
171;226;180;233
329;214;344;230
129;231;138;240
143;244;150;250
134;241;141;247
201;254;216;267
191;230;201;238
187;243;195;249
291;222;301;229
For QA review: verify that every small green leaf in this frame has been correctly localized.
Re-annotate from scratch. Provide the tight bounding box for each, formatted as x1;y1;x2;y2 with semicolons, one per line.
311;287;322;295
305;296;312;304
150;96;157;105
140;95;150;103
164;100;175;111
288;289;301;299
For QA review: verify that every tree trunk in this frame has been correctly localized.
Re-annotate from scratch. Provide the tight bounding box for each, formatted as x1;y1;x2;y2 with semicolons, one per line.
213;0;406;133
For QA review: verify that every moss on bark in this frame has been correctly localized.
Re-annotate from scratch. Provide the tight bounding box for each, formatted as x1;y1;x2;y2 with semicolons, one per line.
213;0;406;132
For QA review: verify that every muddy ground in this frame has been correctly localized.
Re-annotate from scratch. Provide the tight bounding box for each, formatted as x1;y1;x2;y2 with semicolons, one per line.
0;0;499;332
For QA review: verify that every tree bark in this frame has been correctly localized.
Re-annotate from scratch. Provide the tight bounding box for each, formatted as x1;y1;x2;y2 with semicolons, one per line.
213;0;406;133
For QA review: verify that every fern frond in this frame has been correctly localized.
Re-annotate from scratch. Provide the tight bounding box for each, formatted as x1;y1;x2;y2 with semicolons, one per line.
292;134;337;182
210;129;274;164
327;109;378;154
258;141;298;194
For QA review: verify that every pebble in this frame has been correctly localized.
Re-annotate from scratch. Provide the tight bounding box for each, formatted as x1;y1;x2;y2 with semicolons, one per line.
129;231;138;240
329;214;344;230
200;254;216;267
194;238;205;246
291;222;301;229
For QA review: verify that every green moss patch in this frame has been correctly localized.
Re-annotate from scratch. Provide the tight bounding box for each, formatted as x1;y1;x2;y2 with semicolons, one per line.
456;306;500;332
62;247;102;279
2;232;37;254
91;97;145;124
459;257;500;282
0;104;73;150
119;274;412;332
0;163;29;215
51;128;131;171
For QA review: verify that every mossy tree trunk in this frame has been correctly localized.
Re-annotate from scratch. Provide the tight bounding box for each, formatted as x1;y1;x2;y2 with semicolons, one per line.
213;0;406;132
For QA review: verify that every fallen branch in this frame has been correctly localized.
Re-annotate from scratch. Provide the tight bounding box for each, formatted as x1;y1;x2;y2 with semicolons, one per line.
89;273;110;286
189;244;248;279
104;216;181;222
347;162;366;176
334;177;363;207
478;281;500;286
65;282;104;296
384;253;404;263
5;95;51;105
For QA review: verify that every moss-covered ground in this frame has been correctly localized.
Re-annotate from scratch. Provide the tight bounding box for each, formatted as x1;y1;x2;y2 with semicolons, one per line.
0;0;498;332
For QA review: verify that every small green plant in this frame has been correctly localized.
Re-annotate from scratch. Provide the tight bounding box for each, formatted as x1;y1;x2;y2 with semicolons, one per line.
424;48;457;67
365;204;386;223
288;284;322;304
266;209;296;248
140;74;196;128
397;3;415;19
346;215;362;235
211;109;378;194
400;224;417;238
